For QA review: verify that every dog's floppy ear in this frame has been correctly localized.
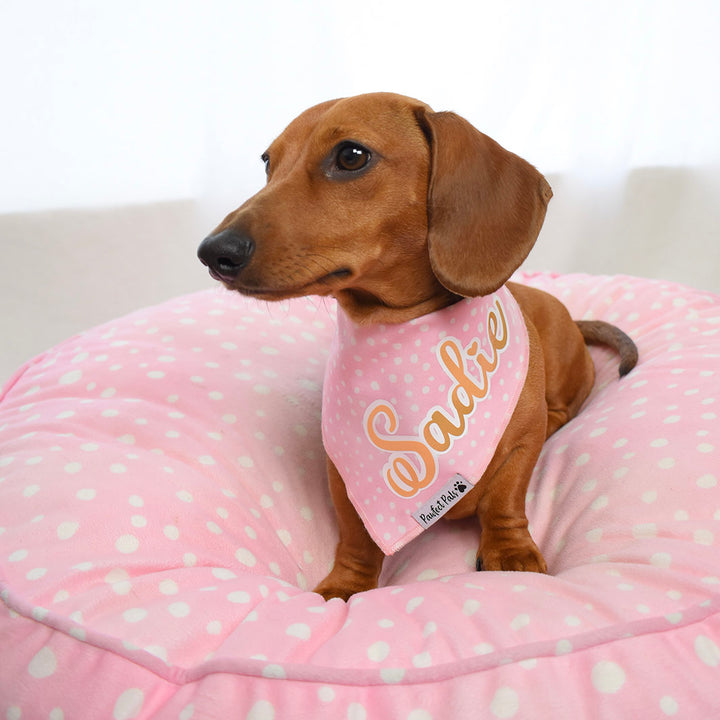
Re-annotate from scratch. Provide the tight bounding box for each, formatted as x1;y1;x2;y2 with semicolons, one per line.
415;108;553;297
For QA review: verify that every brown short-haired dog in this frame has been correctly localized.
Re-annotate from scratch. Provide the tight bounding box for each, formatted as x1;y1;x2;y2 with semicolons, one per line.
199;92;637;601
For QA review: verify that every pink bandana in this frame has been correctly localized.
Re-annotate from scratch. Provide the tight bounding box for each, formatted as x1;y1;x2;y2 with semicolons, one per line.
322;287;529;555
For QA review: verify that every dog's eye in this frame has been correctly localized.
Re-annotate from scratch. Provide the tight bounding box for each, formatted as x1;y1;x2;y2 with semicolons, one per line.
261;152;270;174
335;143;371;172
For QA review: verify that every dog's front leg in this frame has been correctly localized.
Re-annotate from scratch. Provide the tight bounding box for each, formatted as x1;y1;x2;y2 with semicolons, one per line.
474;442;548;574
314;457;385;601
473;319;549;575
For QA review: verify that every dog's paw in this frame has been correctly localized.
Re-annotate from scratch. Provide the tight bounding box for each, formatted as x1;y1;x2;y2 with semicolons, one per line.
313;583;357;602
476;541;547;574
313;570;379;602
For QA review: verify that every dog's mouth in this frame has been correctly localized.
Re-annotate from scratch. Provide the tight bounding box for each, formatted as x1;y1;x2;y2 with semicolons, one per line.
225;267;353;299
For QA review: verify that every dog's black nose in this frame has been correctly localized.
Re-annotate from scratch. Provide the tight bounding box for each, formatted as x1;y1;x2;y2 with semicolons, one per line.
197;229;255;281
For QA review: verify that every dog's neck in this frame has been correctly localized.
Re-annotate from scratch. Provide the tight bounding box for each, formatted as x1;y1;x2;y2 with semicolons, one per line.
334;285;461;325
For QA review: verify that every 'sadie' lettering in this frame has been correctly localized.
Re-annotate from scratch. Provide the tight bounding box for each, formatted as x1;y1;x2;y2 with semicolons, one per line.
364;402;438;498
364;299;509;498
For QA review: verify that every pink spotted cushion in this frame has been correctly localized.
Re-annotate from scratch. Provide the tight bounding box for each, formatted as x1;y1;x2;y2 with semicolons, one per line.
1;272;719;719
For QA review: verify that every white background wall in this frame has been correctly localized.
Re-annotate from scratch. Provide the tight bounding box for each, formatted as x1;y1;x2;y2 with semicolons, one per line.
2;0;719;383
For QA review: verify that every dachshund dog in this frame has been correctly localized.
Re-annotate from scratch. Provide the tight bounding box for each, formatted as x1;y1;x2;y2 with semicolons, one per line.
198;92;638;601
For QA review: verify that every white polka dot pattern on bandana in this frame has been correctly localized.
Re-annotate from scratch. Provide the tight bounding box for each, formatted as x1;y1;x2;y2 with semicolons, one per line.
1;274;719;718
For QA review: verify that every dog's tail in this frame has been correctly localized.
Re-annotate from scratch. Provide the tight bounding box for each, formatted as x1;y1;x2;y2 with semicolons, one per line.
576;321;639;377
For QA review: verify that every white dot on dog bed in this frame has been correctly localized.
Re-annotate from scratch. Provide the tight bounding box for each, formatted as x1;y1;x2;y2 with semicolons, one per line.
123;608;148;623
633;523;657;539
693;529;714;546
660;696;679;716
650;552;673;568
246;700;276;720
347;703;367;720
367;641;390;662
591;660;626;694
286;623;311;640
650;438;669;448
113;688;145;720
490;686;519;718
59;369;83;385
57;521;79;540
159;580;179;595
235;548;257;567
26;567;48;580
261;664;286;679
168;602;190;618
510;614;530;631
694;635;720;667
407;711;433;720
115;535;140;554
405;596;424;613
206;620;222;635
697;474;717;488
556;639;573;655
28;646;58;679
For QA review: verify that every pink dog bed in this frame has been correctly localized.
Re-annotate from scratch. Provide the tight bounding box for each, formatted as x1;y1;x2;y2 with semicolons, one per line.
1;272;719;718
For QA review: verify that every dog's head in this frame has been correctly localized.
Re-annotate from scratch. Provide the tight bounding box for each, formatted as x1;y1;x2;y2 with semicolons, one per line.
198;92;552;323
